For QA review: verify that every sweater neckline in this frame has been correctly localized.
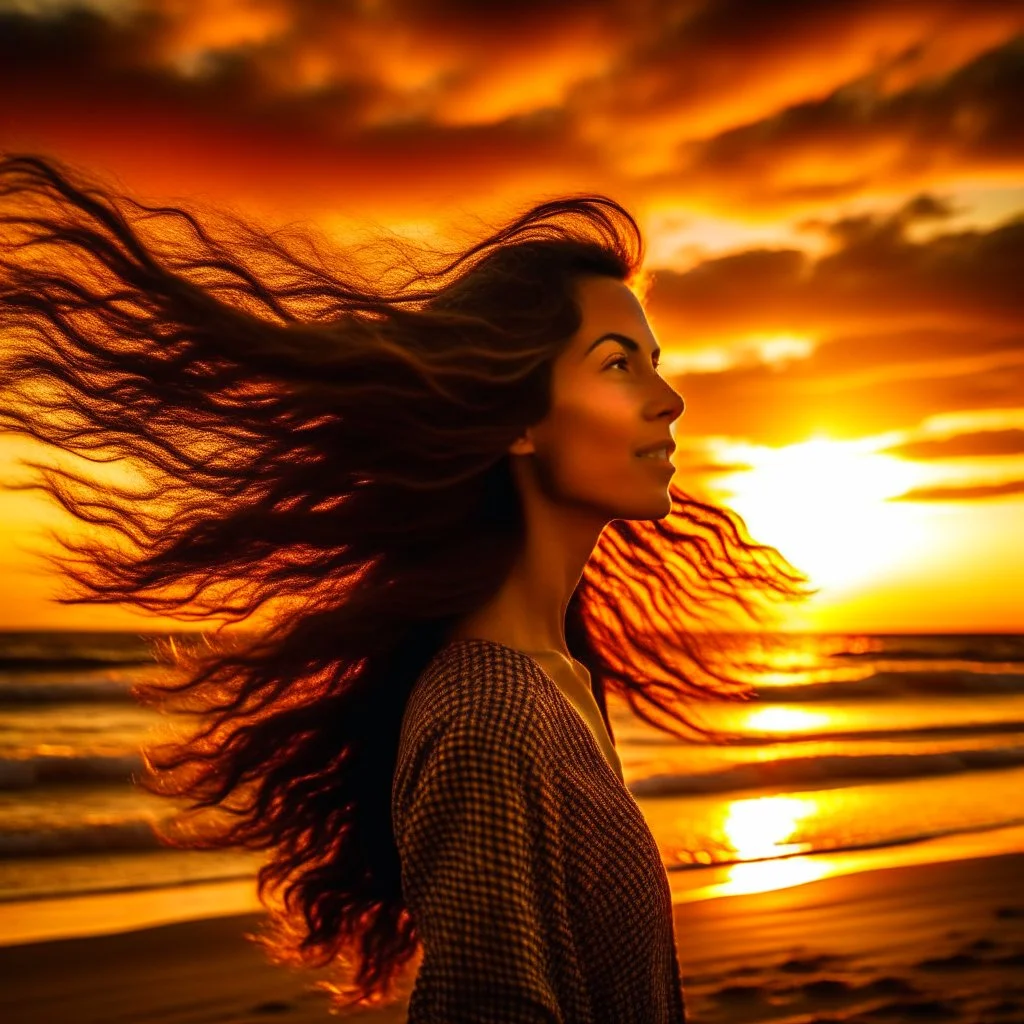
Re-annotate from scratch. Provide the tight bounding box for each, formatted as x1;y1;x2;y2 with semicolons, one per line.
437;636;573;690
437;637;624;783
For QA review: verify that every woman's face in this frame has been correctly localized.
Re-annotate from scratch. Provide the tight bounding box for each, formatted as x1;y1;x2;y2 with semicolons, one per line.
515;274;685;521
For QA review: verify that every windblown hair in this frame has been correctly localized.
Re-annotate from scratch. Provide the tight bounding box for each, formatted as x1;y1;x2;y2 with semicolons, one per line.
0;153;815;1009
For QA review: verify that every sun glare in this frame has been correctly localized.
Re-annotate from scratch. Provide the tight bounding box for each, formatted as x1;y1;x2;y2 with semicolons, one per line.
701;794;830;898
663;792;823;892
714;436;931;595
742;706;829;735
722;795;814;861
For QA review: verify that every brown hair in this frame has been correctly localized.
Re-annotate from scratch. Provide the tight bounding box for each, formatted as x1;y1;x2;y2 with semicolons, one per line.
0;152;814;1010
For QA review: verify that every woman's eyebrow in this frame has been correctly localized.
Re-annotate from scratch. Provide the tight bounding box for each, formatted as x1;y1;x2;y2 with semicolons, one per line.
584;332;661;360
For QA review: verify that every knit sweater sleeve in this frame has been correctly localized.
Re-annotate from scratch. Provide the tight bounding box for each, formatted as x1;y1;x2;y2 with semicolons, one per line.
394;713;566;1023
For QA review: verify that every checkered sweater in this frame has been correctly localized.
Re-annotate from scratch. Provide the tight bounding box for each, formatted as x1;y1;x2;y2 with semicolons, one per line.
392;638;687;1022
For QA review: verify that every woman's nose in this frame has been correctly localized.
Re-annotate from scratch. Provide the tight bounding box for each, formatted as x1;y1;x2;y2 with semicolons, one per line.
659;381;684;420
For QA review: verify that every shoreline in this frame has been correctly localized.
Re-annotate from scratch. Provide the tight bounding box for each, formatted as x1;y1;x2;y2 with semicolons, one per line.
2;847;1022;1023
4;820;1024;949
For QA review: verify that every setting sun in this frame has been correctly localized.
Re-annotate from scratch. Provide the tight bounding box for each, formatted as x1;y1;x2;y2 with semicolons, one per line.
703;434;959;632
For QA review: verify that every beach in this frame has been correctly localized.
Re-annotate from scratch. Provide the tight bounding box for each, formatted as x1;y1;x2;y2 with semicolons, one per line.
679;850;1024;1024
3;847;1022;1024
3;629;1024;1021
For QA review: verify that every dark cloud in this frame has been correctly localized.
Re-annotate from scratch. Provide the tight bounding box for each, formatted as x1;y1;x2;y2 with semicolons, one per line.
0;8;365;127
803;190;962;247
0;12;609;218
386;0;624;32
0;1;1021;219
898;193;961;222
648;200;1024;446
671;356;1024;447
647;202;1024;342
577;0;1023;132
790;329;1022;378
892;477;1024;500
642;34;1024;211
884;428;1024;458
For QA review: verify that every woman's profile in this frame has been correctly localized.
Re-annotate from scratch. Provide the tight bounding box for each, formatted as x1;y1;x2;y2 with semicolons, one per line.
0;153;814;1021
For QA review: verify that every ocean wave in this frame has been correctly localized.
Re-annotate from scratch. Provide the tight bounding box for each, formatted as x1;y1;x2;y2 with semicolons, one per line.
755;669;1024;701
0;677;137;703
0;752;143;790
0;865;257;904
5;814;1022;892
623;719;1024;746
664;817;1024;872
827;636;1024;663
629;745;1024;797
0;653;155;671
7;667;1022;706
0;818;166;859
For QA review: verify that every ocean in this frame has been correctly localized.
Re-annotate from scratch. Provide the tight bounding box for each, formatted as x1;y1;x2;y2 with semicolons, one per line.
1;630;1023;943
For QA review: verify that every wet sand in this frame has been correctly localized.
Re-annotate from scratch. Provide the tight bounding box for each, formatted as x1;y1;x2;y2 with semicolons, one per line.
2;850;1022;1023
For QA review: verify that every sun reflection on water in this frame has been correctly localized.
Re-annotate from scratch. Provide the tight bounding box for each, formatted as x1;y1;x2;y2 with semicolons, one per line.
741;706;830;736
711;794;829;897
723;795;814;860
720;856;831;897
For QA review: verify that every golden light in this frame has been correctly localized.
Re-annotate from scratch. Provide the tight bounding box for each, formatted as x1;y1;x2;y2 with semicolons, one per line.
722;795;814;861
642;211;816;269
659;333;816;375
741;706;829;736
717;856;832;898
716;435;932;595
712;794;828;898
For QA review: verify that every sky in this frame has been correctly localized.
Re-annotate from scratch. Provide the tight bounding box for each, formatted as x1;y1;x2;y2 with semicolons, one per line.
0;0;1022;633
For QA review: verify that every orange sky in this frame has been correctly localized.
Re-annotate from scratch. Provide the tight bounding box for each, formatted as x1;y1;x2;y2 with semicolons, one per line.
1;0;1022;633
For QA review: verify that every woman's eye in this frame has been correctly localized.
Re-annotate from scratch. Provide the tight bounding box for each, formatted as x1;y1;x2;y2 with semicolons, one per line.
606;355;660;373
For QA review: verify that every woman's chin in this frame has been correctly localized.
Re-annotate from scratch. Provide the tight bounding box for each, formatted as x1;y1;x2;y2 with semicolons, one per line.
651;491;673;519
613;489;673;521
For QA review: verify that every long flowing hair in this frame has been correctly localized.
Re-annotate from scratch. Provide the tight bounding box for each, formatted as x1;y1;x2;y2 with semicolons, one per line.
0;152;815;1009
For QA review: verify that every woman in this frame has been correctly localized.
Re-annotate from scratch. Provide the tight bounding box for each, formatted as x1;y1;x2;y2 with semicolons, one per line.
0;153;814;1021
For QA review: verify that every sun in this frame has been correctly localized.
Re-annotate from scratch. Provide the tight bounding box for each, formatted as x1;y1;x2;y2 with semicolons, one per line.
712;434;931;595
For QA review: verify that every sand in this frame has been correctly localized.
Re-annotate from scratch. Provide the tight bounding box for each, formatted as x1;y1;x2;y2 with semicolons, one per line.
2;851;1022;1024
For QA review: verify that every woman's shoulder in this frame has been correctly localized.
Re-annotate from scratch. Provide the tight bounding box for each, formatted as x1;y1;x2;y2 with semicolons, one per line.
397;638;556;766
393;640;553;816
406;637;546;734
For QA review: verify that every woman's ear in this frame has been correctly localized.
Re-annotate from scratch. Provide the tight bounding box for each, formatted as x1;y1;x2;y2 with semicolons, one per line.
507;430;535;457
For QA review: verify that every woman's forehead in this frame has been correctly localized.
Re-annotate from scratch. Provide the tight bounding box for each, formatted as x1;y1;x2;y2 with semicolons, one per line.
568;277;653;355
